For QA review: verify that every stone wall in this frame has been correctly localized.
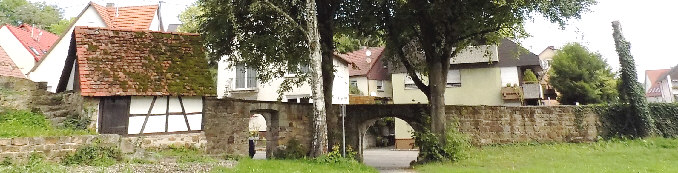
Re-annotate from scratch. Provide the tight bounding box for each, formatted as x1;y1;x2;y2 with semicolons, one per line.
0;134;119;162
202;98;316;157
447;105;599;145
119;132;207;153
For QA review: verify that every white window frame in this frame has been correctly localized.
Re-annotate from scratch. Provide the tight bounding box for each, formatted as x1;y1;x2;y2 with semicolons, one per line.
404;76;418;90
376;80;384;91
446;69;461;87
235;64;257;89
350;80;358;87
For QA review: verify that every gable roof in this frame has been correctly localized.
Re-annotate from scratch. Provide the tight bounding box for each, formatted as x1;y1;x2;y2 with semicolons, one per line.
0;46;25;78
645;69;670;97
339;47;385;77
3;24;59;61
59;26;215;97
90;2;159;30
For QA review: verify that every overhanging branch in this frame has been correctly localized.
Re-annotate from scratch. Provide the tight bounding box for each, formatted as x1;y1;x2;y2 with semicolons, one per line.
258;0;309;37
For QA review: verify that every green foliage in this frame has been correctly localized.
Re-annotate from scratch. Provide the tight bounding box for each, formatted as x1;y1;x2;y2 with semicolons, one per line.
177;3;203;33
0;0;64;28
314;144;357;163
596;103;678;138
62;143;123;166
0;157;11;166
413;117;470;164
415;138;678;172
62;113;91;130
648;103;678;137
549;43;618;105
522;69;538;83
273;138;307;159
349;84;363;95
334;34;384;53
156;145;215;163
612;21;656;137
45;17;74;35
0;109;91;137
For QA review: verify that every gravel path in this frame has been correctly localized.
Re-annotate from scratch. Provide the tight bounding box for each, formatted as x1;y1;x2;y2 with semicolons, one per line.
71;160;236;173
363;148;419;173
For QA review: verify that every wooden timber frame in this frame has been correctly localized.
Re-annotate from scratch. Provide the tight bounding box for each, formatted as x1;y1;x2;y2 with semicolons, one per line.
137;96;199;134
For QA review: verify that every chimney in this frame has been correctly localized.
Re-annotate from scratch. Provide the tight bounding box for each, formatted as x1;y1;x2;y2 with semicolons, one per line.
106;3;114;7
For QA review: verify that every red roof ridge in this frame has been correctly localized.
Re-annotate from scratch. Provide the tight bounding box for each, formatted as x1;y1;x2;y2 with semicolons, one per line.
74;26;199;36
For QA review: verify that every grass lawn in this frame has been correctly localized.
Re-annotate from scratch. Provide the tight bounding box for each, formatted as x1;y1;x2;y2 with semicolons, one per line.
416;138;678;172
212;159;378;173
0;110;93;138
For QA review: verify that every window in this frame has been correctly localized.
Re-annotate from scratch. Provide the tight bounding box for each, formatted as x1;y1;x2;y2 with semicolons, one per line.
287;63;310;76
404;76;417;89
350;80;358;87
376;80;384;91
447;70;461;87
235;64;257;89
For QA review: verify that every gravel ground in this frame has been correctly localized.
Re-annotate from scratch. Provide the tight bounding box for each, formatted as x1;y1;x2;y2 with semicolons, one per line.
71;160;237;173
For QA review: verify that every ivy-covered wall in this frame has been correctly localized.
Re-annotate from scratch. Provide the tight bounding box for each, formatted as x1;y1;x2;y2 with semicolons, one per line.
597;103;678;138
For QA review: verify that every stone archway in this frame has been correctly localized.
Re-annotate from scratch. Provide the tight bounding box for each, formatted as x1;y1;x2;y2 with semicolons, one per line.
343;104;428;160
250;109;280;159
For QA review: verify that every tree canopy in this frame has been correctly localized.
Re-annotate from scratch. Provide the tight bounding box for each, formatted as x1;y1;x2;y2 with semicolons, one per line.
549;43;618;105
177;4;202;33
0;0;64;32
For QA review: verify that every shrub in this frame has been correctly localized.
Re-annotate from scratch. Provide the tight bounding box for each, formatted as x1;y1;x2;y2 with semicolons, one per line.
62;143;122;166
413;121;470;164
158;145;215;163
273;138;306;159
314;144;357;163
523;69;538;83
0;157;11;166
62;114;91;130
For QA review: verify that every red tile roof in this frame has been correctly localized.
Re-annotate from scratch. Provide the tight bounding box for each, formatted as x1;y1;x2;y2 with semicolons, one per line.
0;46;25;78
64;27;215;97
3;24;59;61
646;69;670;97
340;47;385;77
90;2;158;30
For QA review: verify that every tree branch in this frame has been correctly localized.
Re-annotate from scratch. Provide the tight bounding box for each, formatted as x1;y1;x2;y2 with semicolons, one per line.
257;0;309;37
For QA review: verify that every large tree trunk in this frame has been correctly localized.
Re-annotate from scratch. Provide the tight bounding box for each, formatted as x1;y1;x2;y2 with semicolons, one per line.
306;0;328;157
428;59;449;144
317;0;337;151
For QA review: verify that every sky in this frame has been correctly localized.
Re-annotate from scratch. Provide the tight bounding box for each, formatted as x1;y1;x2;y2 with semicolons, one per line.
34;0;678;80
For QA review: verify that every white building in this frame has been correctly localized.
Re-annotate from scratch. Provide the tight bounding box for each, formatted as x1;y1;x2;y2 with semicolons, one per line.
645;67;678;103
29;2;164;92
217;55;352;105
0;24;58;76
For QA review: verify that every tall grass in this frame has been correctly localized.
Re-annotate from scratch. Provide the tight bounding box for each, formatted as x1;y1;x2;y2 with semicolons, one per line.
212;158;378;173
0;110;92;137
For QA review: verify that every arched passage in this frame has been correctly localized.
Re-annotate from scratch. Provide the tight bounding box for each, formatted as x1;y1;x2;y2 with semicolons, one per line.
250;109;280;159
343;104;428;161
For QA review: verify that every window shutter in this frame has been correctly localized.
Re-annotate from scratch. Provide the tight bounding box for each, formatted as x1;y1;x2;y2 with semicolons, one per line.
236;64;245;88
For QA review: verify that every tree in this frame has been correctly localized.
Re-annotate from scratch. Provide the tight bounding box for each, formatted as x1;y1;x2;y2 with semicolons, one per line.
46;17;74;35
611;21;656;137
523;69;538;83
339;0;596;146
334;34;384;53
0;0;63;28
199;0;329;157
177;4;203;33
549;43;618;105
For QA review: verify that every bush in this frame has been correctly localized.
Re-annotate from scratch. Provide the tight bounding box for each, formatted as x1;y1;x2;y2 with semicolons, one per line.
62;143;122;166
413;121;470;164
62;114;91;130
273;138;306;159
315;144;357;163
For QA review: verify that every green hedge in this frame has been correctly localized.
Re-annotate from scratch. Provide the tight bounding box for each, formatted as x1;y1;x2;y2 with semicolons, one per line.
596;103;678;138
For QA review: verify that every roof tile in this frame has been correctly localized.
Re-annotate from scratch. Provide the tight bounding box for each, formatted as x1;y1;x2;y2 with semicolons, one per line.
0;46;25;78
90;2;158;30
4;24;59;61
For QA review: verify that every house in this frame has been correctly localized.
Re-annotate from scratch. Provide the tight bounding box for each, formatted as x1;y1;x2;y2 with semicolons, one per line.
0;47;25;78
29;2;164;92
390;39;543;149
0;24;58;75
645;67;677;103
338;47;393;103
57;26;214;135
537;46;559;105
216;52;352;105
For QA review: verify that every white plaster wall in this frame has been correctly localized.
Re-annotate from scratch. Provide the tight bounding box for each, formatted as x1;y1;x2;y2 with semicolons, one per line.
367;79;392;98
249;114;267;131
500;67;520;87
0;27;34;75
394;118;414;139
66;61;75;91
350;76;369;96
128;96;203;134
29;6;106;92
451;45;499;64
218;55;350;104
148;12;162;31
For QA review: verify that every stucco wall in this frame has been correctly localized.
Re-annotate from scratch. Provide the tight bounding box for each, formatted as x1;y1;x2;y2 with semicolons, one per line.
0;27;34;75
127;96;203;134
391;68;503;105
29;6;107;92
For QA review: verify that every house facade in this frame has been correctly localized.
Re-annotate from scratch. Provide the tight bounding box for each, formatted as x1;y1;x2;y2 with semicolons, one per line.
216;54;352;105
537;46;559;105
29;2;163;92
0;24;58;75
391;39;543;149
645;67;677;103
340;47;393;100
58;27;214;135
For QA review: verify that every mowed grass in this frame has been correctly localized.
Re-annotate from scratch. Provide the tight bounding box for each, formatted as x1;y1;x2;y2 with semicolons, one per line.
212;158;378;173
416;138;678;172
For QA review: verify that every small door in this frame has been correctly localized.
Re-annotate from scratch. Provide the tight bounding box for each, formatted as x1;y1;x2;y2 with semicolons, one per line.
99;96;131;134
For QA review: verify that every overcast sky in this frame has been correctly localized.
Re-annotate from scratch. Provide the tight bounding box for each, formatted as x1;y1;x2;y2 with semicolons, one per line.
35;0;678;80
